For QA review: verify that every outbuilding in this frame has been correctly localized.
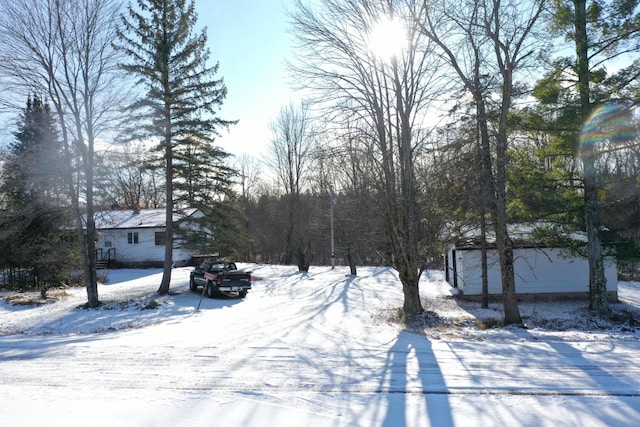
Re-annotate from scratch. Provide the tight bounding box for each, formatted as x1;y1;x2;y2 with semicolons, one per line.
445;230;618;301
93;208;204;268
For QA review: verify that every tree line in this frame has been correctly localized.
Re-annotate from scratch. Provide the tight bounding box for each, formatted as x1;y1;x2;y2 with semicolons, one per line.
0;0;639;325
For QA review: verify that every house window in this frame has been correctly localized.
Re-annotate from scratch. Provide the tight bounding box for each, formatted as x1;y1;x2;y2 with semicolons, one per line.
104;240;112;248
127;232;139;244
155;232;166;246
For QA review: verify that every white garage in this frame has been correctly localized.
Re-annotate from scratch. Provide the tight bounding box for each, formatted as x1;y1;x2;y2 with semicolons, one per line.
445;243;618;301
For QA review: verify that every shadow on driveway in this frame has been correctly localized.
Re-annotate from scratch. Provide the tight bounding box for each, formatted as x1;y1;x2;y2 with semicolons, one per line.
381;331;454;427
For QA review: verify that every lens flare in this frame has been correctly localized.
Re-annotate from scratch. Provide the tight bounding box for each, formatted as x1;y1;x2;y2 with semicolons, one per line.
579;103;636;158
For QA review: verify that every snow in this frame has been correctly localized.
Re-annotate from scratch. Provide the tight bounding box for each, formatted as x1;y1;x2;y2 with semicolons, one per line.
2;264;640;426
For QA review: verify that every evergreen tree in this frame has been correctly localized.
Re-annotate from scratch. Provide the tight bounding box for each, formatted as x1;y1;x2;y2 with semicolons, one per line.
0;96;76;292
533;0;640;311
175;134;243;258
506;103;585;229
3;97;65;205
116;0;235;294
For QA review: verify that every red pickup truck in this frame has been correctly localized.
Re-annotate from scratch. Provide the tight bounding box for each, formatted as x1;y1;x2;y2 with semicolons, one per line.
189;260;252;298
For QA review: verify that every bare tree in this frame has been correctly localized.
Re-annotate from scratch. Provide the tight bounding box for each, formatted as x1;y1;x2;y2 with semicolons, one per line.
289;0;442;318
236;154;263;202
267;101;317;268
269;102;316;196
94;143;166;209
319;126;390;274
234;154;262;261
0;0;125;307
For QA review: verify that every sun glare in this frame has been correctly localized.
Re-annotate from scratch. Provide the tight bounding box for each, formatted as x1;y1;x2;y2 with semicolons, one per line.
367;16;407;61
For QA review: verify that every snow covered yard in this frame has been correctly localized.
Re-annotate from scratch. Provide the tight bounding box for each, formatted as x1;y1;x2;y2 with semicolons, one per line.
1;265;640;426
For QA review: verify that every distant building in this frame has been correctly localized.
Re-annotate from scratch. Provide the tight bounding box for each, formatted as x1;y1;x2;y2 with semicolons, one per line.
93;208;204;268
445;226;618;301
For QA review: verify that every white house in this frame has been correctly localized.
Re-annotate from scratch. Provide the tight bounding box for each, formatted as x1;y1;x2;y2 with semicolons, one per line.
445;230;618;301
93;208;204;267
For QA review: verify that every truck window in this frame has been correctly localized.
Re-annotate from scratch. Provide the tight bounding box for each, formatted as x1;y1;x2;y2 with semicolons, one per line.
209;263;225;271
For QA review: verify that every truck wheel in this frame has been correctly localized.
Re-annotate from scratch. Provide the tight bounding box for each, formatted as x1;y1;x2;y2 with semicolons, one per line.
206;282;216;298
239;290;247;298
189;277;197;291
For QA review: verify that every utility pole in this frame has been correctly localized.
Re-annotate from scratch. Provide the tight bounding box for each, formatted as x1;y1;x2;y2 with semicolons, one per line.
330;195;336;269
328;187;337;269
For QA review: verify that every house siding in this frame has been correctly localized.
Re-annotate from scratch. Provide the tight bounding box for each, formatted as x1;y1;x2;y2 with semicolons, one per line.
98;228;192;265
446;246;617;298
93;208;203;267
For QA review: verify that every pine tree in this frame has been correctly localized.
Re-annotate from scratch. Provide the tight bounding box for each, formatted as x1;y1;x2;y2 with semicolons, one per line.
116;0;235;294
537;0;640;311
175;135;241;257
0;96;76;292
5;96;62;206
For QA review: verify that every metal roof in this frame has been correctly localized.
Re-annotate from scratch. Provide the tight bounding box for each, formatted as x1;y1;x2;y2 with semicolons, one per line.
93;208;199;230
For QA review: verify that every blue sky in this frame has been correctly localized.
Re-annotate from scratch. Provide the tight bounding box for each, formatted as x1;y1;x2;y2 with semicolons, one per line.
195;0;297;158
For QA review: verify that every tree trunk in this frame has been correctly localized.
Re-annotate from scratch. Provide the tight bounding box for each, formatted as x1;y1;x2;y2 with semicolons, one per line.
84;107;99;307
296;250;308;272
476;100;491;309
84;216;100;307
296;247;314;272
61;109;99;308
394;59;424;320
495;227;521;324
158;205;173;295
347;248;357;276
399;268;422;320
585;185;608;311
158;128;173;295
494;140;521;325
494;71;522;325
480;209;489;309
574;0;608;312
284;193;296;265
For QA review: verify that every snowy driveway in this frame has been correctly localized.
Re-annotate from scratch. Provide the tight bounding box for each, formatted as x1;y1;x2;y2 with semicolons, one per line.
1;265;640;426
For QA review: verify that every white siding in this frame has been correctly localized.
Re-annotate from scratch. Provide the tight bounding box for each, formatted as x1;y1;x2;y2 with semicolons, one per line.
448;247;617;296
98;228;192;264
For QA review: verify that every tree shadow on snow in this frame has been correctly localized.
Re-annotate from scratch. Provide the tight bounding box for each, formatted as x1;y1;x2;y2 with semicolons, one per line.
3;284;243;336
519;328;640;424
380;331;454;427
